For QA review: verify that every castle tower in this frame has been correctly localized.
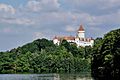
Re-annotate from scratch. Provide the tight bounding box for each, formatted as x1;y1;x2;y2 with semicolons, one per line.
77;25;85;38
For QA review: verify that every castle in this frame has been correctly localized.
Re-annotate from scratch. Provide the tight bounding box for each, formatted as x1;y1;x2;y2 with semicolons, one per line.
53;25;94;47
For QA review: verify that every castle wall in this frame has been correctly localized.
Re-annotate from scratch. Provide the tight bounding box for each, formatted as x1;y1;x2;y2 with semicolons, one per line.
53;25;94;47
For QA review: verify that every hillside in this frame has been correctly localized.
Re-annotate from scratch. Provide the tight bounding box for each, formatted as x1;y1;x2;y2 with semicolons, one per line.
0;38;92;74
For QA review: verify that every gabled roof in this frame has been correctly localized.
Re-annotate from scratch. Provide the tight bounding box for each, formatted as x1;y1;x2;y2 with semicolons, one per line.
63;36;75;40
78;25;84;31
53;36;75;40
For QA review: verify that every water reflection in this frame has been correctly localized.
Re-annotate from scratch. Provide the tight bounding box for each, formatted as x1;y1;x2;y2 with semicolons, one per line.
60;73;92;80
0;74;93;80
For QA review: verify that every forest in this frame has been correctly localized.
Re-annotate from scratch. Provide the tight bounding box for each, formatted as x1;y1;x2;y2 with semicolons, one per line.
0;38;94;74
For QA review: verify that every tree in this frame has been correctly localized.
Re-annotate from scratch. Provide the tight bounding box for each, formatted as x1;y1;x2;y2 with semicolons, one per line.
92;29;120;80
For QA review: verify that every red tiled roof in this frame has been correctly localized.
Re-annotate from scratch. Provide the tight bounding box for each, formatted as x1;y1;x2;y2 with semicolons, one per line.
63;36;75;40
78;25;84;31
53;36;75;40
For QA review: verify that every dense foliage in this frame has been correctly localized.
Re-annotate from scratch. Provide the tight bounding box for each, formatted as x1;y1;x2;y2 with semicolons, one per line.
91;29;120;80
0;38;92;74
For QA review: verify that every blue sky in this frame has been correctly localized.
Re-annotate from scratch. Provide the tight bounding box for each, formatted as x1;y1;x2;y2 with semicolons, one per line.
0;0;120;51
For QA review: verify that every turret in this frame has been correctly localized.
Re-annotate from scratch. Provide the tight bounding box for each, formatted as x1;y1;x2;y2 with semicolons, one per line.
90;37;94;47
77;25;85;38
53;36;60;45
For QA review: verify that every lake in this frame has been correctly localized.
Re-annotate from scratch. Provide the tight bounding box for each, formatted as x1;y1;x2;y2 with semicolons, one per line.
0;73;93;80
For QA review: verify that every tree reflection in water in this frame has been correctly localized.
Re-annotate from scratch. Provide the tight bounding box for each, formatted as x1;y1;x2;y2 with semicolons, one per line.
0;73;93;80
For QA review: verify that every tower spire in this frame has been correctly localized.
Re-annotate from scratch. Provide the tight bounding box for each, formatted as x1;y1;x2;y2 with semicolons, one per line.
77;24;85;38
78;25;84;31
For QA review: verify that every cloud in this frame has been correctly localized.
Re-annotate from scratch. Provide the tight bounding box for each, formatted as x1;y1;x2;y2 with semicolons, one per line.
27;0;42;12
26;0;60;12
34;32;45;39
0;27;13;34
2;27;12;33
99;0;120;9
65;25;76;32
89;10;120;25
63;0;120;9
0;0;119;31
60;0;120;16
0;17;35;25
0;3;16;14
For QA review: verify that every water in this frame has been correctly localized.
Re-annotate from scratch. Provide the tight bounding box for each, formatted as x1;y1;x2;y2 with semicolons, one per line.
0;74;93;80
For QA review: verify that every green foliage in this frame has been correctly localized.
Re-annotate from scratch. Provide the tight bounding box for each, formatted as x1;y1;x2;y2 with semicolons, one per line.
0;38;92;74
92;29;120;80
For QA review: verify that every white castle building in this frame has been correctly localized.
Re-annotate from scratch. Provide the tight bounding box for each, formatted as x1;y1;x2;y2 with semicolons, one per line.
53;25;94;47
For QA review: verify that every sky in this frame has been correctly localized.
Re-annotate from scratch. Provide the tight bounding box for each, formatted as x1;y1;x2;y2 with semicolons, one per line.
0;0;120;51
